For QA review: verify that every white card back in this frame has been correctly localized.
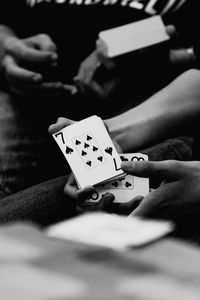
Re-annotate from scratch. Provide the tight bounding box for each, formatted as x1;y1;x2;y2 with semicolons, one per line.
99;15;169;58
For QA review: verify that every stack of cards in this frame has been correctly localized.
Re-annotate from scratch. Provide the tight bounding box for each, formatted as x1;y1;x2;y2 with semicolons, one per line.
46;213;174;249
87;153;149;203
99;15;169;58
52;115;125;188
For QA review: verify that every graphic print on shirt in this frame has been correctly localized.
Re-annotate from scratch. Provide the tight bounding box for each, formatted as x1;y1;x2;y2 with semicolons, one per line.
25;0;187;15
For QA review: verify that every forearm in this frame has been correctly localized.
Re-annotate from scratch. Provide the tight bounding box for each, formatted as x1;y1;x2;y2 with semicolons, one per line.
105;69;200;152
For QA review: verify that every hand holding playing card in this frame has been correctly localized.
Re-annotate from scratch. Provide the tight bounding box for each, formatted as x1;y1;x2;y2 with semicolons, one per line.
73;41;119;100
87;153;149;204
122;160;200;223
92;193;144;215
49;116;122;152
52;115;124;188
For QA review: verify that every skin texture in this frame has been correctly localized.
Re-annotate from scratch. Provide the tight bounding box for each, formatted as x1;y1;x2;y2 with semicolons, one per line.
0;28;65;97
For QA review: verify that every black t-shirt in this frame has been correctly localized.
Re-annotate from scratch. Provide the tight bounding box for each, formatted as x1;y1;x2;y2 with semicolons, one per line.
0;0;193;81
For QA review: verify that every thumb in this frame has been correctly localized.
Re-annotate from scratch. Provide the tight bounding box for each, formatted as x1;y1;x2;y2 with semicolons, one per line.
121;160;181;181
96;39;115;70
166;25;177;40
48;117;75;134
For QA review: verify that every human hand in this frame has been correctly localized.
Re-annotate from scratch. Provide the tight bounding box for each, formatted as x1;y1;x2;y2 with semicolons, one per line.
63;173;127;214
165;25;196;67
120;160;200;222
73;40;119;99
48;116;122;153
1;34;64;97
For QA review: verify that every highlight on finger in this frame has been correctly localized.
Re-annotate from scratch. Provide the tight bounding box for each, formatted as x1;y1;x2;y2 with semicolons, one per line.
48;117;75;134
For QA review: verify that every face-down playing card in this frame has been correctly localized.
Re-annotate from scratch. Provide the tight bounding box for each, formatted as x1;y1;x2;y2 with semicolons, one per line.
52;115;124;188
87;153;149;203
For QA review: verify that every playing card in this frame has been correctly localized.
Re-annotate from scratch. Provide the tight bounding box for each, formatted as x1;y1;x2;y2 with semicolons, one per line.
87;153;149;203
52;115;125;188
46;213;174;249
99;15;169;58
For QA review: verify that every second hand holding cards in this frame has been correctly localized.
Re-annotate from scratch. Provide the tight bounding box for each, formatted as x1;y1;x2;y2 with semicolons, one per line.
52;115;124;188
87;153;149;203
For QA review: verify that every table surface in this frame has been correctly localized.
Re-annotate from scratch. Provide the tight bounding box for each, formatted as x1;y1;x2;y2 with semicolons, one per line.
0;223;200;300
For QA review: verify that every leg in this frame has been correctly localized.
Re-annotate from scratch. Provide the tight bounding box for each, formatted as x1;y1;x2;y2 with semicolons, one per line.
0;175;76;227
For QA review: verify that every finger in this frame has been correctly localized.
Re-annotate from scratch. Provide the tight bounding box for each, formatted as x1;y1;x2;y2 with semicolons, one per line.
9;81;63;97
121;160;184;181
96;39;116;69
62;84;78;95
114;196;144;215
10;79;63;91
6;38;56;64
73;76;86;94
166;25;177;40
95;193;115;211
130;187;168;218
4;56;43;84
29;34;57;53
48;117;75;134
64;177;94;203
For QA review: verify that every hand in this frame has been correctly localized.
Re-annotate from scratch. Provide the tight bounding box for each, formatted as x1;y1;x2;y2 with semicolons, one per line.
166;25;196;67
63;173;130;214
120;160;200;222
48;116;123;154
64;173;98;214
73;40;119;99
1;34;64;97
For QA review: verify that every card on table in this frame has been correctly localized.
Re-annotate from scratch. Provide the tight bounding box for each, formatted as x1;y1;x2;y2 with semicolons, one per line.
46;213;174;249
52;115;125;188
99;15;169;58
86;153;149;203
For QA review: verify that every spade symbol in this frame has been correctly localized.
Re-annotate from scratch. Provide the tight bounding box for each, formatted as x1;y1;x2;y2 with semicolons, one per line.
105;147;113;156
81;150;87;156
97;156;103;162
75;139;81;145
65;146;74;154
84;143;89;148
86;161;92;167
87;135;92;141
93;146;98;152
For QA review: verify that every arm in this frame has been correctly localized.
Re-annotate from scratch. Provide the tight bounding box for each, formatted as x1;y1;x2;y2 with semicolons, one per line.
0;175;76;227
105;69;200;152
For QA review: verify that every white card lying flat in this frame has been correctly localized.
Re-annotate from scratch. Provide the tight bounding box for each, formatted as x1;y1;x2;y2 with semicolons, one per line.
46;213;174;249
99;15;169;58
87;153;149;203
52;115;124;188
